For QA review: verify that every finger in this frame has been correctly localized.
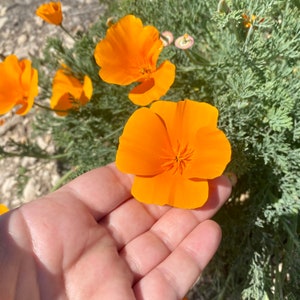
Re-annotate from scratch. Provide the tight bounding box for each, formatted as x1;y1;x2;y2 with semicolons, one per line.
191;174;232;220
59;163;133;220
119;208;198;281
101;175;231;250
100;198;170;249
149;175;231;251
133;220;221;300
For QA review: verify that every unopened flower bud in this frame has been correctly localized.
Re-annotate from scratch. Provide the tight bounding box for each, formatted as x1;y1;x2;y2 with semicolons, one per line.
174;33;194;50
160;31;174;47
106;17;115;27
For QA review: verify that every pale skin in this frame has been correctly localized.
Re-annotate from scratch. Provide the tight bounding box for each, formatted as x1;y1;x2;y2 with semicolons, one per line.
0;163;232;300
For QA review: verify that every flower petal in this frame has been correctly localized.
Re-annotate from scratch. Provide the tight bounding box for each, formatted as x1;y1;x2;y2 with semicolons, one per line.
50;70;92;116
35;2;63;25
0;55;22;114
0;204;9;215
52;69;83;99
16;62;38;115
82;75;93;101
151;100;218;146
132;172;209;209
0;55;37;115
94;14;163;86
185;127;232;179
129;60;175;106
116;107;172;176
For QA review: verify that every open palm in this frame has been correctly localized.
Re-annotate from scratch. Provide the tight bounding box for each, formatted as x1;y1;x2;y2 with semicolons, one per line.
0;163;231;300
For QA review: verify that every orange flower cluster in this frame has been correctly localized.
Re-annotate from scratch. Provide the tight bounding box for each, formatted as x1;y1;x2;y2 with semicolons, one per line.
94;15;176;106
50;68;93;116
0;55;38;116
116;100;231;209
35;1;63;26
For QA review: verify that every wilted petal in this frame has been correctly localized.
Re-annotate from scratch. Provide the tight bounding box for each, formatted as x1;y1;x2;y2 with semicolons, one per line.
174;33;194;50
160;31;174;47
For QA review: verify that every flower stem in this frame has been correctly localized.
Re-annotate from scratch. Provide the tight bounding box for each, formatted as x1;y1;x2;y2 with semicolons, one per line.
101;126;123;141
60;24;76;41
50;166;79;192
34;102;68;114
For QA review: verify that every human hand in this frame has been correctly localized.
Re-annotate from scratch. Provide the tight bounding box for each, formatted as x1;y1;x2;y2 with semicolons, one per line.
0;163;231;300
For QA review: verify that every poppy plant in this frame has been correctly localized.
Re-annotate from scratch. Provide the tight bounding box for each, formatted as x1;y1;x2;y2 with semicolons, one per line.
36;1;63;26
0;54;38;116
50;68;93;116
116;99;231;209
94;14;175;106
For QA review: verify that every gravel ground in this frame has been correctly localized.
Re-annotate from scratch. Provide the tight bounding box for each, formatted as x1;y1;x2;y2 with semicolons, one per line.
0;0;107;209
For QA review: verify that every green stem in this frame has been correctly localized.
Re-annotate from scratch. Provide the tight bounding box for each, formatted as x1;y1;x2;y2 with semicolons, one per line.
0;148;68;160
60;24;76;41
185;49;210;66
217;272;233;300
50;166;79;192
101;126;123;141
34;102;68;114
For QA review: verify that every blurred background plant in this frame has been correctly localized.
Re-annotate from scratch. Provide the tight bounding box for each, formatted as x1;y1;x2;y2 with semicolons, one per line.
0;0;299;299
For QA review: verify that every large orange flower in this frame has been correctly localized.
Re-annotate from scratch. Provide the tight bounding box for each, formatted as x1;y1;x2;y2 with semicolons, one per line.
50;68;93;116
36;2;63;26
0;55;38;116
116;100;231;209
94;14;175;106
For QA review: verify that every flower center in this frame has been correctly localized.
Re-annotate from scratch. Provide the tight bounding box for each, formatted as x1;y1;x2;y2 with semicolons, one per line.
162;143;194;175
140;66;152;78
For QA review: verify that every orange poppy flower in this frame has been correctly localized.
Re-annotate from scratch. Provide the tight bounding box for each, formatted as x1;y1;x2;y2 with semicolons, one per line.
50;68;93;116
94;14;175;106
0;54;38;116
242;13;264;29
36;2;63;26
116;99;231;209
0;204;9;215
